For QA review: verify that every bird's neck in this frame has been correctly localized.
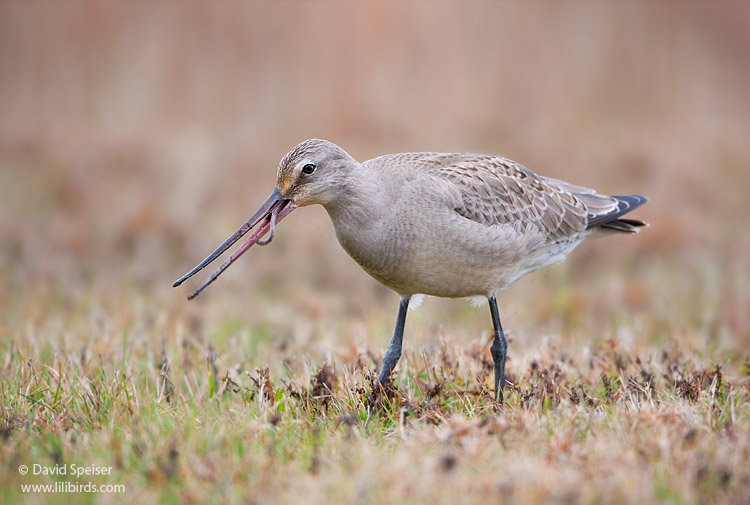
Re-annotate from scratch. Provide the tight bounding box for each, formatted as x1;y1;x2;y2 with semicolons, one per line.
322;163;387;228
321;165;401;281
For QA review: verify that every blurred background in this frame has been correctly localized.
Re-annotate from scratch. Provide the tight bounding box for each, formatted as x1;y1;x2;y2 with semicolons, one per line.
1;2;748;368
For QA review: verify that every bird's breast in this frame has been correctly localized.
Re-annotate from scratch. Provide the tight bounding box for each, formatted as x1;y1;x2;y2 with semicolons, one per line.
326;199;509;297
329;207;408;286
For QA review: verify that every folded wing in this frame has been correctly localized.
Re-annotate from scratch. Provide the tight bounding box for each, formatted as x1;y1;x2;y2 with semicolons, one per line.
413;153;646;241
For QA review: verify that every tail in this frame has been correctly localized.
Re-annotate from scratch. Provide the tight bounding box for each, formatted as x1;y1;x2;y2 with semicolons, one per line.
585;194;648;233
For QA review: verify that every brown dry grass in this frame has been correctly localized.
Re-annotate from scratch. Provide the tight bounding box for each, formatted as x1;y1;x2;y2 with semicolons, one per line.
1;2;749;504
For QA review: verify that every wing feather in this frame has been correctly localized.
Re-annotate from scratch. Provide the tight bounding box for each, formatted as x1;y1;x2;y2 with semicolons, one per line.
369;151;647;239
412;154;589;242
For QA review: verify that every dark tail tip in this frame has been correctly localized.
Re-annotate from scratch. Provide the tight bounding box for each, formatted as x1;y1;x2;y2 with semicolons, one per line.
586;194;648;230
600;218;648;233
613;194;648;212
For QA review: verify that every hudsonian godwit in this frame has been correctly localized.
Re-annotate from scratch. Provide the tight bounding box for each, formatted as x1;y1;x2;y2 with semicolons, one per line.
174;139;647;402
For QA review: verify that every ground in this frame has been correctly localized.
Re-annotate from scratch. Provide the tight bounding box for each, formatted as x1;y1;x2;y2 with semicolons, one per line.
2;246;749;504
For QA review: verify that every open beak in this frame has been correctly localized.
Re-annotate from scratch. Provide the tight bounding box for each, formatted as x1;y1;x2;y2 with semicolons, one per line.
173;187;295;300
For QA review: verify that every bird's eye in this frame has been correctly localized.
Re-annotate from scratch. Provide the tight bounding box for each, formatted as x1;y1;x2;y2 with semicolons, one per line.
302;163;316;175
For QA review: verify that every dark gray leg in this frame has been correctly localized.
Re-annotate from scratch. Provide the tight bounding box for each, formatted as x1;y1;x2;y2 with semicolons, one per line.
488;295;508;403
377;296;410;385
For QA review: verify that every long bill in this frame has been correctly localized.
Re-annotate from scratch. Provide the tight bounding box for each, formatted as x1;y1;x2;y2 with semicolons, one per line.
172;187;295;299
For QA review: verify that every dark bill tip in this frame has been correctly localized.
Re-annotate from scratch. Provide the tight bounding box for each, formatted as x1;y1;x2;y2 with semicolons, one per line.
172;188;286;288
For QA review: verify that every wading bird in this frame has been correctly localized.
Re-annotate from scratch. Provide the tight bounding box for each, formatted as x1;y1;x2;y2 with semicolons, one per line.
174;139;647;402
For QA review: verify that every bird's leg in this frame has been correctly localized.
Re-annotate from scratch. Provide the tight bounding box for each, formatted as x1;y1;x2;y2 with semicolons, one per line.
488;295;508;404
377;296;411;386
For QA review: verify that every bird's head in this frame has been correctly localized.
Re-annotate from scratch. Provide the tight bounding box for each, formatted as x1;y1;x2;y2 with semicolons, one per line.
172;139;356;299
276;139;358;207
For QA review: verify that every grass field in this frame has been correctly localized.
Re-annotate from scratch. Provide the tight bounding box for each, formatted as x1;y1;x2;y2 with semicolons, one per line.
3;253;749;505
2;3;750;504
